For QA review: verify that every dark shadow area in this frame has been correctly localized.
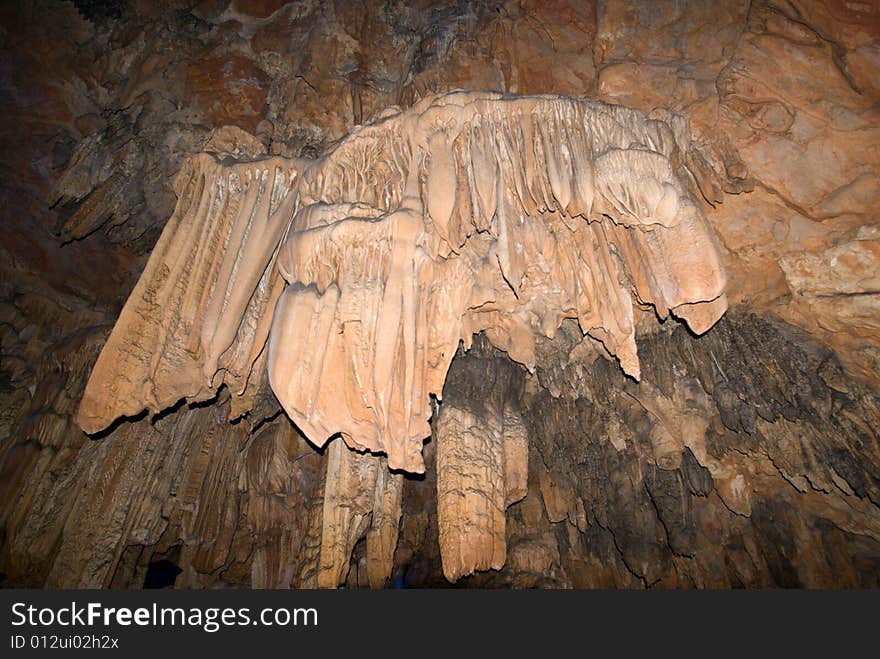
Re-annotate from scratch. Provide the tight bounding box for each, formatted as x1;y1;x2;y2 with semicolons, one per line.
143;559;183;589
86;409;148;440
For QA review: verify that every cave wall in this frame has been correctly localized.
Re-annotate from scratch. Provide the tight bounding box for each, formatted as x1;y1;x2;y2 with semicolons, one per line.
441;314;880;588
1;0;878;587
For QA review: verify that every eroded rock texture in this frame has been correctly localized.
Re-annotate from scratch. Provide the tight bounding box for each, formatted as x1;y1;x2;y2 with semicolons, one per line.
1;0;878;589
394;314;880;588
434;339;527;581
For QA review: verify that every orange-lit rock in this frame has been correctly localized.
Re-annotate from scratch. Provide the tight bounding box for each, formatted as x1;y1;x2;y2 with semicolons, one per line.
186;54;270;133
78;91;728;476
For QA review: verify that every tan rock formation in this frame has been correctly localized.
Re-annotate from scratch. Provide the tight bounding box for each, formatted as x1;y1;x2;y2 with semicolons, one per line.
79;91;728;477
77;154;303;432
316;439;402;588
435;401;528;581
429;336;529;582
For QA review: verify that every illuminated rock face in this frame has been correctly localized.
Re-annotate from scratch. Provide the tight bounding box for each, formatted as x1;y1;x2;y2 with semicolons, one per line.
77;91;728;475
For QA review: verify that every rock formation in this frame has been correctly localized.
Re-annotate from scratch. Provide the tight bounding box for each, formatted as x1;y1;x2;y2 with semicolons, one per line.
71;90;733;580
1;0;877;589
76;154;300;430
78;91;728;478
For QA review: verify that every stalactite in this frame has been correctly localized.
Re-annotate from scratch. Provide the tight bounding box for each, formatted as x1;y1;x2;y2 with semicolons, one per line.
77;155;303;433
78;91;728;479
316;440;403;588
433;338;528;581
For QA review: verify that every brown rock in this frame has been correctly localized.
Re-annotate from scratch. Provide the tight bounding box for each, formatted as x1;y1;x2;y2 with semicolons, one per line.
203;125;267;158
233;0;291;18
4;0;880;593
316;439;402;588
186;54;270;133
